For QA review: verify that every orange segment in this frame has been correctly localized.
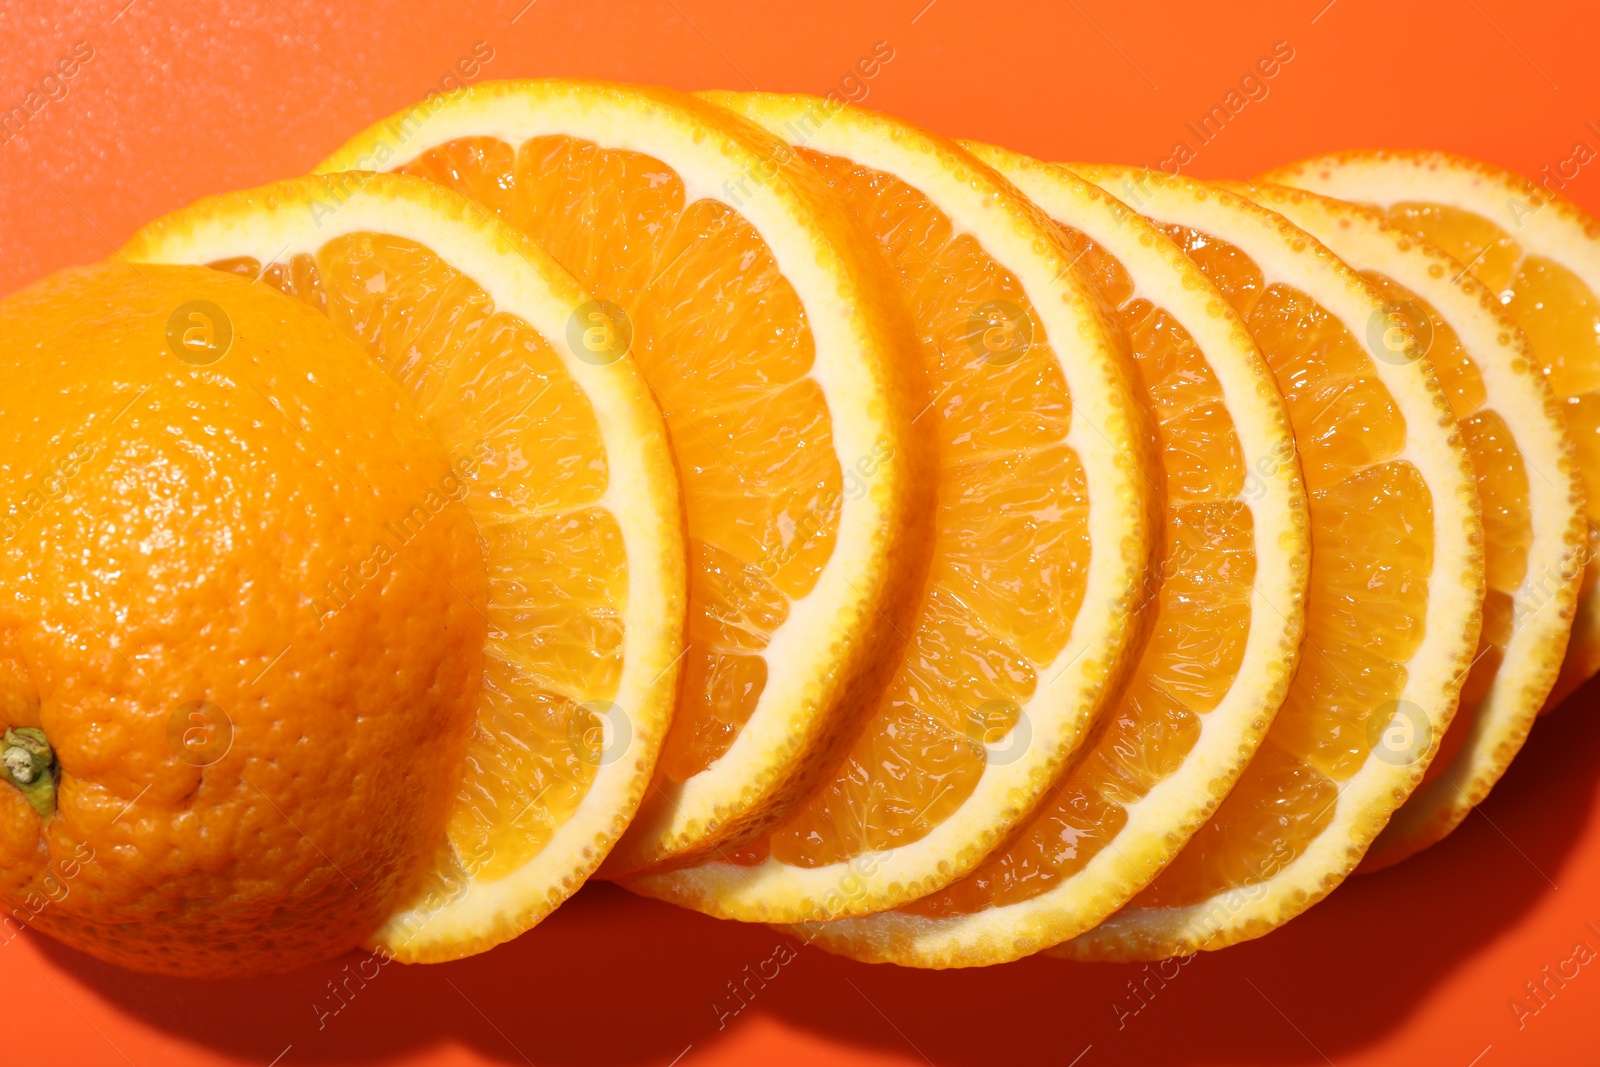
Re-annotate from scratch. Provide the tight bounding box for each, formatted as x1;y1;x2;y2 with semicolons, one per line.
1137;737;1340;907
1383;203;1524;292
1186;242;1408;490
1506;256;1600;398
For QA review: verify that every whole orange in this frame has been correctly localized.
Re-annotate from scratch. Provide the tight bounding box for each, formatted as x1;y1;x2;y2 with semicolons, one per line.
0;259;488;976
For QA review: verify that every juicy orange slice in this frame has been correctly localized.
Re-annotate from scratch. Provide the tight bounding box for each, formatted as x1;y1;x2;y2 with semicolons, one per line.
1230;180;1585;871
1053;167;1483;961
1266;151;1600;709
123;172;686;961
783;146;1310;966
320;80;928;875
623;94;1159;923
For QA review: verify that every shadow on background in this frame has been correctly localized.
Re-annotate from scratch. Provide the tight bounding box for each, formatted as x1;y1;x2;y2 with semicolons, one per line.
39;674;1600;1067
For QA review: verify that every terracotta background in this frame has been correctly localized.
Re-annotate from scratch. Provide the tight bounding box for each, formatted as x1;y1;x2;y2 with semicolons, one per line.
3;1;1600;1064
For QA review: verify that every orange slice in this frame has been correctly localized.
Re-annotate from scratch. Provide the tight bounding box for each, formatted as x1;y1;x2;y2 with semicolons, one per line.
124;172;686;961
1054;167;1483;960
1229;180;1584;870
1266;151;1600;709
320;80;928;875
626;93;1159;922
783;146;1310;966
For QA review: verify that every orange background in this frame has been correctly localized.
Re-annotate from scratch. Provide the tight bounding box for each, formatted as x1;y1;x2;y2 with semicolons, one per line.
4;1;1600;1064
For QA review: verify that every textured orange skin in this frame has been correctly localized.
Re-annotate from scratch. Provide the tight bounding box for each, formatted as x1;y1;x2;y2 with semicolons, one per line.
0;261;487;977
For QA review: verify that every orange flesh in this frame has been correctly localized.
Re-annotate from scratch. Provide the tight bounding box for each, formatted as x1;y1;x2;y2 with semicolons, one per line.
905;225;1256;915
212;238;625;883
1359;269;1526;782
709;150;1092;867
398;137;842;784
1123;225;1433;909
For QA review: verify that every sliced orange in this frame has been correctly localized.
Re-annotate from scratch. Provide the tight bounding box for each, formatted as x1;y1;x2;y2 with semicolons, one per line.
1266;152;1600;709
1228;180;1584;870
320;80;928;875
626;93;1159;922
1053;167;1483;960
123;172;686;961
783;146;1310;966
